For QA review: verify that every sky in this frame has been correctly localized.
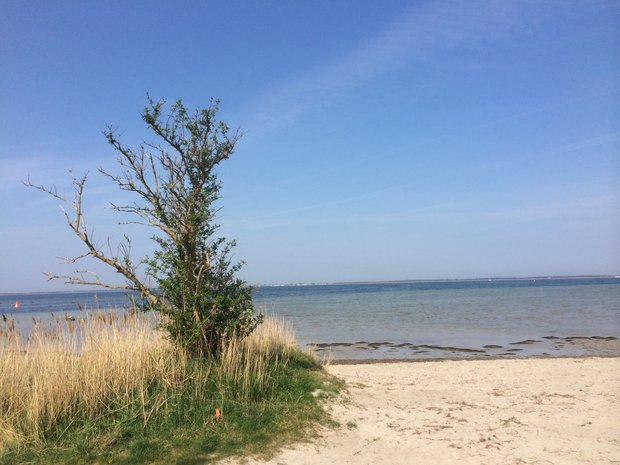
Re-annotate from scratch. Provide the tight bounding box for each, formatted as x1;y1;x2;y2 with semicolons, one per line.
1;0;619;293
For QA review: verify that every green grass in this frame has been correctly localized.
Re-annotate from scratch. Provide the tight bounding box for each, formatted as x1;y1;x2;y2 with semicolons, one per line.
1;350;341;465
0;314;342;465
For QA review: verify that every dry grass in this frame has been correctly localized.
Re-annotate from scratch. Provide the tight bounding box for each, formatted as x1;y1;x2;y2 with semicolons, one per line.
0;310;184;448
0;310;309;451
219;317;301;398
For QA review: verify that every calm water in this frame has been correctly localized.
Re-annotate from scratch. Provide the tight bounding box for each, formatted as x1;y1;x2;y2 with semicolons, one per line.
2;277;619;360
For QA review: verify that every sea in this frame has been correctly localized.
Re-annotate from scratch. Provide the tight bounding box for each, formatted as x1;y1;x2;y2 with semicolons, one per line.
2;276;619;361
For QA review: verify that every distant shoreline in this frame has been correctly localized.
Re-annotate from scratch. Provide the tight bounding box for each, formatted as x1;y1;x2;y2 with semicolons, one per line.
3;274;618;295
260;274;620;287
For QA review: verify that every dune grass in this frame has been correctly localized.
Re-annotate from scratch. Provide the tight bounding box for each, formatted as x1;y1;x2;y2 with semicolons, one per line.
0;310;340;464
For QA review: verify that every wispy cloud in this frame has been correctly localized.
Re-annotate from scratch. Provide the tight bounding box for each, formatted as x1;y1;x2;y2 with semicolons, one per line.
228;197;461;231
542;132;620;156
240;0;546;137
489;193;619;223
0;156;64;194
0;151;100;194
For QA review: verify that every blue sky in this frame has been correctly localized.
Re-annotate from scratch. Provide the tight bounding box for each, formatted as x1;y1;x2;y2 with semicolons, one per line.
1;0;619;293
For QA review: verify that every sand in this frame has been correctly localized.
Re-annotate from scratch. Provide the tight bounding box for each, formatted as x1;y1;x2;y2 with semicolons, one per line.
223;357;620;465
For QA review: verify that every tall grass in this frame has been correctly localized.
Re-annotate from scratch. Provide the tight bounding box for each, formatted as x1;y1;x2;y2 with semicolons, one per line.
218;318;300;398
0;310;185;448
0;309;321;460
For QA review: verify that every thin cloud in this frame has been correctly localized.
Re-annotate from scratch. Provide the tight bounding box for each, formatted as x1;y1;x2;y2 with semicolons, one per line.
544;132;620;155
229;198;461;231
490;194;619;223
241;0;548;137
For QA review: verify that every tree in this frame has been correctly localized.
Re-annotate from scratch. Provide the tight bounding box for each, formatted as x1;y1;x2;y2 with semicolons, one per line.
26;96;262;357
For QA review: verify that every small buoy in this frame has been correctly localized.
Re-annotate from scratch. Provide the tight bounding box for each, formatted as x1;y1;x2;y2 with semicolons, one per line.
14;299;20;310
215;407;222;421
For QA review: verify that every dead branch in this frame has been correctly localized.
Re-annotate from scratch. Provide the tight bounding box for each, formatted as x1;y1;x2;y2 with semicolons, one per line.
23;176;66;201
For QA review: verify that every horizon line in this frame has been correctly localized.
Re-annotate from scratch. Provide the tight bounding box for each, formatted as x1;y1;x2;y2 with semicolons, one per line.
2;274;618;296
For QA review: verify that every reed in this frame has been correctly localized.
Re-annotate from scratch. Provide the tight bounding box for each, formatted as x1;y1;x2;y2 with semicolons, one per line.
218;317;299;398
0;310;183;448
0;309;320;457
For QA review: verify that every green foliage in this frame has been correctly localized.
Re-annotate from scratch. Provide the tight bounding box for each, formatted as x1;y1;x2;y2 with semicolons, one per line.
103;97;262;356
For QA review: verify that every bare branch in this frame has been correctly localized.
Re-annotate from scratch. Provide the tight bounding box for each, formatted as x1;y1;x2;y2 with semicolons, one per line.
22;176;66;201
43;270;135;290
56;252;92;264
26;170;169;310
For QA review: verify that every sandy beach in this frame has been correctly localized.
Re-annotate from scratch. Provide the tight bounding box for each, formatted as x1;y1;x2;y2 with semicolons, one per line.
224;356;620;465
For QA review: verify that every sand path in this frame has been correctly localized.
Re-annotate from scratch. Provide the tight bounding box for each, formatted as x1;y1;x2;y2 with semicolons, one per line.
224;357;620;465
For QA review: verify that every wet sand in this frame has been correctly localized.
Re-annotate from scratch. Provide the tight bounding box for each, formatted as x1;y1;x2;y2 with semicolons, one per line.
308;335;620;361
222;356;620;465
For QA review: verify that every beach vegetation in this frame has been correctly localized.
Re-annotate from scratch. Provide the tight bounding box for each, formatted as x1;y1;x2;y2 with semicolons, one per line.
0;311;340;464
25;97;262;357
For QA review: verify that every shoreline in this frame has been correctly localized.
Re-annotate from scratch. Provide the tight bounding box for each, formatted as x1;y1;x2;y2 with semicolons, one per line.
327;352;620;365
224;356;620;465
309;335;620;362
